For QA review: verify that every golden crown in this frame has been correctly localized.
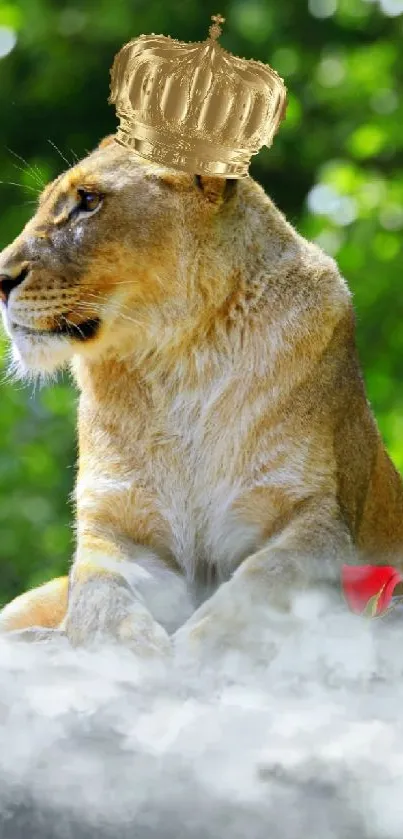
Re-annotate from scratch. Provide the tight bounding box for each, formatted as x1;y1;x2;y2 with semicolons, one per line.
108;14;287;178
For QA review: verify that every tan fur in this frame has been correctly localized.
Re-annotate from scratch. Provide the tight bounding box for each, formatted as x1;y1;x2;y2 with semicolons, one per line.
0;137;402;656
0;577;68;631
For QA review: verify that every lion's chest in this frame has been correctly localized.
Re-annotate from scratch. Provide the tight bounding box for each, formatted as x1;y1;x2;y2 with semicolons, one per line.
155;465;262;584
140;381;266;582
80;376;282;584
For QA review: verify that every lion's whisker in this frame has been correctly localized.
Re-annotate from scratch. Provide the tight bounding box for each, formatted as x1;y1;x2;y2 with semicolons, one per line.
0;180;40;195
69;148;81;164
72;297;144;330
6;147;46;188
47;139;74;169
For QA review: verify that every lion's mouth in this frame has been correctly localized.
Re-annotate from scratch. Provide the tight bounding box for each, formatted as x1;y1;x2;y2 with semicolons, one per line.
12;317;101;342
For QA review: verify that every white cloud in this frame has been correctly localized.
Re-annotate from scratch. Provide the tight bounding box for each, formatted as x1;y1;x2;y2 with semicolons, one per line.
1;597;403;837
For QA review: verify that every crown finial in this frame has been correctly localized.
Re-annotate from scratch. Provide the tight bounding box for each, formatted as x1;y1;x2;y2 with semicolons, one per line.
208;12;225;41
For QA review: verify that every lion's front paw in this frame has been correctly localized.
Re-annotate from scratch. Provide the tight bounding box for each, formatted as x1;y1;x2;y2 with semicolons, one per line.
172;580;280;666
114;605;172;658
66;577;172;659
4;627;67;645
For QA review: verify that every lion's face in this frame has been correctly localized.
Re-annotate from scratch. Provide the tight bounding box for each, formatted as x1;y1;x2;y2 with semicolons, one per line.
0;137;238;374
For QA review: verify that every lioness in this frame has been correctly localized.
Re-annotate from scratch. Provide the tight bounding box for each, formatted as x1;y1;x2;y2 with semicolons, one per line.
0;136;402;659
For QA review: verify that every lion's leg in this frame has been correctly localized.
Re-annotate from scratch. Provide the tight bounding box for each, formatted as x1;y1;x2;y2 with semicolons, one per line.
0;576;69;633
173;497;355;659
65;532;192;656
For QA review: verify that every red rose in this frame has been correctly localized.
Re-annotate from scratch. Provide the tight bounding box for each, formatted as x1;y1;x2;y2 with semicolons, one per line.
342;564;402;617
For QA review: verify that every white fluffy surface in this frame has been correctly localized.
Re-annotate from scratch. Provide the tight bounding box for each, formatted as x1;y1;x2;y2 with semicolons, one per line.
1;595;403;839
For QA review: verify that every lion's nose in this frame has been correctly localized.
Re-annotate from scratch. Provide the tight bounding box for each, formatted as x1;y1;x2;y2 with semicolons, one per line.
0;265;30;304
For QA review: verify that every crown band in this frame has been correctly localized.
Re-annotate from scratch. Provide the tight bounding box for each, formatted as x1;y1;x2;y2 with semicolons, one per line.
116;120;251;177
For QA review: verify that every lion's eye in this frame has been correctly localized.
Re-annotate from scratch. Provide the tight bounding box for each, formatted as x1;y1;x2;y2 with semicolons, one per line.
76;189;102;213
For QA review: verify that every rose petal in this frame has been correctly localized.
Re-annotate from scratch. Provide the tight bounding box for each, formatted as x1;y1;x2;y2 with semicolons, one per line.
341;564;402;617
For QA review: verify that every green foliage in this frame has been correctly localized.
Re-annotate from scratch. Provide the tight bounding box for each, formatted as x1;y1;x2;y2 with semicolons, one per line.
0;0;402;604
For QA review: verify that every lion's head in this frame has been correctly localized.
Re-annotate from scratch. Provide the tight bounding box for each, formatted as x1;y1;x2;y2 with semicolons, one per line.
0;136;243;376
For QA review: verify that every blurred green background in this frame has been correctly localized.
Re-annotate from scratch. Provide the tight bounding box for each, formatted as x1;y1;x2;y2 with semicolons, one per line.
0;0;402;606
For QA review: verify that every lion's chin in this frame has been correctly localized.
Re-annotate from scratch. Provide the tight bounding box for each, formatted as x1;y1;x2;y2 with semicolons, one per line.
8;330;75;378
2;315;103;378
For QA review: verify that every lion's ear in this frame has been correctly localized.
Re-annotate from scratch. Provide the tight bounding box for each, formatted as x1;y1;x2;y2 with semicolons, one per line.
194;175;237;205
98;135;116;150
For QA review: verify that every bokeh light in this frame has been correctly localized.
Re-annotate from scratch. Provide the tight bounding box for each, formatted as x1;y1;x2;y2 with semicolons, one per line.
0;25;16;58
